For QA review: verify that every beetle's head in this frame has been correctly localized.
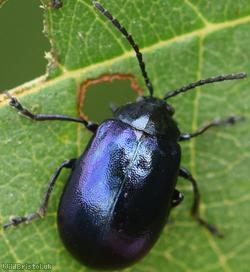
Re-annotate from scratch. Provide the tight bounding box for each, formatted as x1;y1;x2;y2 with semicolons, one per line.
113;96;180;139
136;96;175;116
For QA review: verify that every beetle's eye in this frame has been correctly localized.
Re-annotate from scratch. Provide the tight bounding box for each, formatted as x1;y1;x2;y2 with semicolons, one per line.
166;104;175;115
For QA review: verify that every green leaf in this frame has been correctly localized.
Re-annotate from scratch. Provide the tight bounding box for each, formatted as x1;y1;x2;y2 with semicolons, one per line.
0;0;7;7
1;1;250;271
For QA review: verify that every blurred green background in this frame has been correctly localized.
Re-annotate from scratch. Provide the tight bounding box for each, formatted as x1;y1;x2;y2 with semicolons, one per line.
0;0;48;90
0;0;137;122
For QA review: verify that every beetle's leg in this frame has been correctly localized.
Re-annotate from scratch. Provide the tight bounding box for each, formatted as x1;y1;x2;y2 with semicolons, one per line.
179;116;244;141
109;102;118;113
3;159;76;230
179;167;223;237
5;92;98;133
171;189;184;207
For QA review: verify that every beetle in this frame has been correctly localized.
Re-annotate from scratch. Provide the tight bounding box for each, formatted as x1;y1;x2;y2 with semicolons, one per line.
3;1;247;270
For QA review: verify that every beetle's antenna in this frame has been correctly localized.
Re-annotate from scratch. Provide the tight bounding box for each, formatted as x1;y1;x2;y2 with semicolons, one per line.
164;73;247;100
93;1;154;97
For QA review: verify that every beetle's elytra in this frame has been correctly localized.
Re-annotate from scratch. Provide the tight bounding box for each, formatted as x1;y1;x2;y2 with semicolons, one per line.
3;1;247;270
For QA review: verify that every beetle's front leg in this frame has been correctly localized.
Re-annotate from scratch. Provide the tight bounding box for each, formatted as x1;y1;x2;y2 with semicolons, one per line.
5;92;98;133
179;116;244;141
179;167;223;237
109;102;118;113
171;189;184;207
3;159;76;230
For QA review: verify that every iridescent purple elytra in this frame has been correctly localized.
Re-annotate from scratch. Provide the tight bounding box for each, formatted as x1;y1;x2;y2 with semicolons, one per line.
57;97;181;269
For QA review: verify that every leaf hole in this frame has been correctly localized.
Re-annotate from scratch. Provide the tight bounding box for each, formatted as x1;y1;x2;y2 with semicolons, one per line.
78;74;144;123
